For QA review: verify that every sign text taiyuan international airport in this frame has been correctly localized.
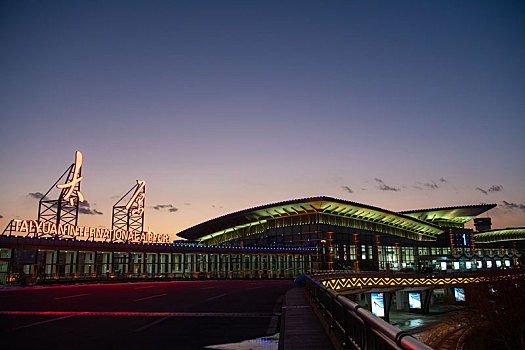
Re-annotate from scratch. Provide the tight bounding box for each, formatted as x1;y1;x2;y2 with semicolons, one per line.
7;219;171;244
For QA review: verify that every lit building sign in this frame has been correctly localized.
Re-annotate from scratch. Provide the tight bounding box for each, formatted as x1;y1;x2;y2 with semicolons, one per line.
57;151;85;206
6;219;170;244
126;180;146;216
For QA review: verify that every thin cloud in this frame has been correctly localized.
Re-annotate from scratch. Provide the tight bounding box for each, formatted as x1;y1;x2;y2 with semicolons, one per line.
488;185;503;192
79;201;103;215
28;192;46;200
414;179;445;191
424;182;439;190
152;204;178;213
475;187;488;195
501;201;525;212
341;186;353;194
374;178;400;192
476;185;503;195
184;203;191;206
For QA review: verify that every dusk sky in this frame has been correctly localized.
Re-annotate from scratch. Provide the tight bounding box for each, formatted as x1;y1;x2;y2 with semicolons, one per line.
1;1;524;240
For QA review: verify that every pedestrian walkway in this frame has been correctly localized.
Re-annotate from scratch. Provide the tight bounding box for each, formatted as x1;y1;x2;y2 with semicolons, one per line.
279;287;334;350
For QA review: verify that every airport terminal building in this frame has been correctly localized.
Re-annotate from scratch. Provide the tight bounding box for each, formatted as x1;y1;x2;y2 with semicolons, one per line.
1;195;524;284
177;196;525;272
2;152;523;284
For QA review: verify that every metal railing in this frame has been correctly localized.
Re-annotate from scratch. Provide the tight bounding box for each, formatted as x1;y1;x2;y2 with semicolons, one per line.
305;275;432;350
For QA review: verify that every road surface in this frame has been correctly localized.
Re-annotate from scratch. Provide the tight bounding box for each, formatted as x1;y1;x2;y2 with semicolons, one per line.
0;280;293;349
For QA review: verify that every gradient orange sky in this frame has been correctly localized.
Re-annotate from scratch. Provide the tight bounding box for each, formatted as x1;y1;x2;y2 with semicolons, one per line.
1;1;524;240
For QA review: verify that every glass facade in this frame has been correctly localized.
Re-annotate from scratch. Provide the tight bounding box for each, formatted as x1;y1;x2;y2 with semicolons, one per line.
1;244;312;285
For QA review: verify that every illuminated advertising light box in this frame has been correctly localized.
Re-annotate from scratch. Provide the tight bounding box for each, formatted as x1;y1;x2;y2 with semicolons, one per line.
408;292;421;309
496;260;502;267
453;262;460;270
465;261;472;269
505;260;511;267
371;293;384;317
440;262;447;271
477;260;482;268
487;261;493;268
454;288;465;302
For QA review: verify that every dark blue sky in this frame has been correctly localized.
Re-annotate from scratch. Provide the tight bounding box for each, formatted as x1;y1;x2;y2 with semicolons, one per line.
1;1;524;235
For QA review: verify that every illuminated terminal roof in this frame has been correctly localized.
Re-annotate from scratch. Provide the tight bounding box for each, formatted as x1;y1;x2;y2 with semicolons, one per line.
474;227;525;243
400;204;496;228
177;196;445;243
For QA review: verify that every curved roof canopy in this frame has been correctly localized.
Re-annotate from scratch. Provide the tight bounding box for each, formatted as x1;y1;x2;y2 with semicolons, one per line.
400;204;496;227
474;227;525;243
177;196;444;242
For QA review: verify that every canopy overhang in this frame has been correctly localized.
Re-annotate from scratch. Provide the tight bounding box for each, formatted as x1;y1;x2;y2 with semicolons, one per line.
474;227;525;243
400;204;496;227
177;196;445;243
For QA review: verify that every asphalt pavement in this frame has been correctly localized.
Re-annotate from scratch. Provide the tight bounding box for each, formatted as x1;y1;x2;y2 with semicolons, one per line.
0;280;293;349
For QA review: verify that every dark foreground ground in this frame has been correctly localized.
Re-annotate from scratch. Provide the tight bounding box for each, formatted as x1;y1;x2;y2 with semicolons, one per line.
0;280;293;349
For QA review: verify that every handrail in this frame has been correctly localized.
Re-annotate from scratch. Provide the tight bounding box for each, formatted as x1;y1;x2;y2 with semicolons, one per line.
305;274;432;350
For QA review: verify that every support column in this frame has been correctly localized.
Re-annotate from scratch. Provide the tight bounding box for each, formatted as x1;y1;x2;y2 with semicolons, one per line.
93;251;97;277
422;290;433;315
383;292;393;322
128;252;133;276
111;252;115;275
374;235;380;271
75;251;80;278
395;291;405;311
54;250;60;279
353;234;360;271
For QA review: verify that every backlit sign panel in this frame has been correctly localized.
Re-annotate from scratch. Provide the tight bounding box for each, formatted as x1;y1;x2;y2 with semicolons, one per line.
454;288;465;302
496;260;502;267
371;293;384;317
465;261;472;269
487;261;493;268
408;292;421;309
440;262;447;271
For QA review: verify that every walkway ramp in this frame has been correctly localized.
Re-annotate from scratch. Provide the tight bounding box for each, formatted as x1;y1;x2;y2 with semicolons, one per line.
279;287;334;350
